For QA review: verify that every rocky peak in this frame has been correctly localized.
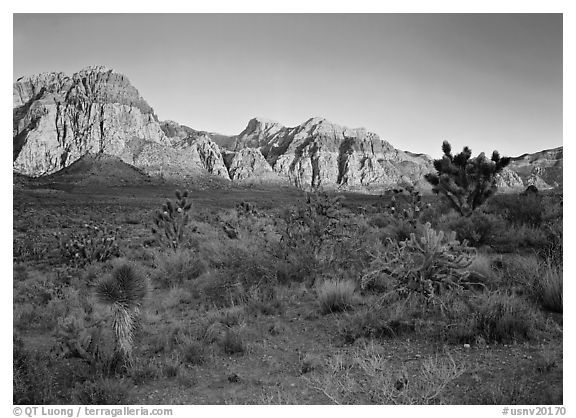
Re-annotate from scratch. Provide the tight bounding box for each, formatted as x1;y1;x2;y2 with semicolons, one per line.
14;66;154;116
234;117;284;150
13;71;71;107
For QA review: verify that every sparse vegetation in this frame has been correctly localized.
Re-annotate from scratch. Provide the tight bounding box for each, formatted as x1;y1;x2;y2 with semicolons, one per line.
13;172;562;404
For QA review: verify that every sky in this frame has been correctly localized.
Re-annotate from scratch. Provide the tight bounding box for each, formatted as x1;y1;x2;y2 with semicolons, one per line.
13;13;562;157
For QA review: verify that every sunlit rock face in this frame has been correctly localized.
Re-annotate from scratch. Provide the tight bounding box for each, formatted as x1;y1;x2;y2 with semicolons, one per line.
14;67;562;193
232;117;434;192
13;66;229;179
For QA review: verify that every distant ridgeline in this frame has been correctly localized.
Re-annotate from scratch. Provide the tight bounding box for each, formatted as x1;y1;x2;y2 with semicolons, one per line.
13;66;562;192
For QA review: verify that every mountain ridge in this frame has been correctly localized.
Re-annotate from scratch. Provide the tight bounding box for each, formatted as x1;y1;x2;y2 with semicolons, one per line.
13;66;562;193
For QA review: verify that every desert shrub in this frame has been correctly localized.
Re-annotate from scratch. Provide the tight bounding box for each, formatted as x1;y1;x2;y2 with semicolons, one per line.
163;356;182;378
14;271;88;331
13;335;59;404
53;314;111;372
362;223;476;305
194;270;248;308
437;211;506;247
465;253;498;289
153;249;207;288
220;328;245;355
308;344;465;405
496;254;540;291
539;217;563;264
468;291;537;343
152;189;193;250
368;213;390;229
13;236;48;262
493;224;549;253
490;194;544;227
531;262;562;313
56;224;121;266
316;279;356;314
130;361;161;385
383;185;429;227
180;340;208;365
338;305;416;343
71;378;133;405
425;141;510;216
275;192;347;284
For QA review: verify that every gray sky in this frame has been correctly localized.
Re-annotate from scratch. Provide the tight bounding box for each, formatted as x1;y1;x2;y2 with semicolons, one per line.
13;13;562;157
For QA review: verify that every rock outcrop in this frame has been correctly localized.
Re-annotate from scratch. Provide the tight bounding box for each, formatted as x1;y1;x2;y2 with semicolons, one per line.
13;66;229;180
495;167;524;190
231;117;433;191
507;147;563;189
224;148;283;183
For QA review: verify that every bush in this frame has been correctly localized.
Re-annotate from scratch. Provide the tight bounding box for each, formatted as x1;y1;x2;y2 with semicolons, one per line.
13;336;59;404
490;194;544;227
469;292;537;343
180;340;207;365
338;305;416;343
362;223;476;302
56;224;121;266
532;263;562;313
194;270;247;308
493;224;549;253
437;211;506;248
220;329;245;355
71;378;133;404
153;249;207;288
317;279;356;314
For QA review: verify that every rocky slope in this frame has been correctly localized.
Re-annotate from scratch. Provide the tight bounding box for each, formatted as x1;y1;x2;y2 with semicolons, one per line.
508;147;563;189
13;66;230;180
223;117;434;191
13;67;562;193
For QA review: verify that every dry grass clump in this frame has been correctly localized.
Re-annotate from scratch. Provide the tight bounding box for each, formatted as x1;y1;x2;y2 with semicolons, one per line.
306;342;466;405
153;249;207;288
532;263;562;313
316;279;356;314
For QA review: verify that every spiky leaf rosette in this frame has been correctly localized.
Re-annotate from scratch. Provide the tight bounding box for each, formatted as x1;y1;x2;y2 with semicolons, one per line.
95;263;147;370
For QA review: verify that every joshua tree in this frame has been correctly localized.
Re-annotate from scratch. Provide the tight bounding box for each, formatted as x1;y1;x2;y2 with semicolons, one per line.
424;141;510;216
152;190;192;249
95;263;147;371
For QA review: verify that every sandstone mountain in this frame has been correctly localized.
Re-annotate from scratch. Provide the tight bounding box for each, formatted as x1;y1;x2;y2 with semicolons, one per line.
13;66;562;193
508;147;563;190
222;117;434;192
13;66;230;180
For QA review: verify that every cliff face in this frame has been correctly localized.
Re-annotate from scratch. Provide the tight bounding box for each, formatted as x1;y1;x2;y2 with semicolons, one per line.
13;67;562;193
507;147;563;189
13;66;229;180
231;117;434;191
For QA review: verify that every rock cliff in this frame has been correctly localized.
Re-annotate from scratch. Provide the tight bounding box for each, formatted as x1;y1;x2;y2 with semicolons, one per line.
13;67;562;193
231;117;434;191
13;66;229;180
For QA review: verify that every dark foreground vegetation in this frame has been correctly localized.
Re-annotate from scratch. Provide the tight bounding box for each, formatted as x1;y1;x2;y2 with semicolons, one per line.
13;144;562;405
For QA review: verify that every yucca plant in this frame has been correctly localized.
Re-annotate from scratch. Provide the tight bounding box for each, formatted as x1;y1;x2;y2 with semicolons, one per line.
152;190;192;249
95;263;148;371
